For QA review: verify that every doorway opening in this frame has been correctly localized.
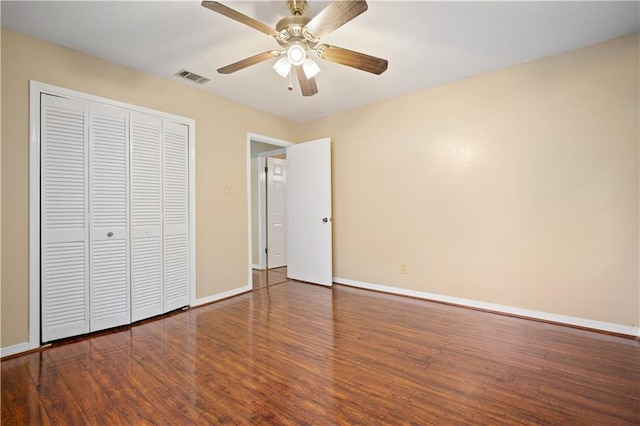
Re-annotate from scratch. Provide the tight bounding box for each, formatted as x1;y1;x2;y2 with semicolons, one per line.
247;134;293;289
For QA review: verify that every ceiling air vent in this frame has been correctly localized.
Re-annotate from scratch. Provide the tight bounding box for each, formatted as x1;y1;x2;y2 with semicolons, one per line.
175;69;210;85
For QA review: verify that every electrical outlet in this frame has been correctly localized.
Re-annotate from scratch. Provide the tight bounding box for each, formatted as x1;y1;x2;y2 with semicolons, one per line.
400;263;408;274
226;185;232;195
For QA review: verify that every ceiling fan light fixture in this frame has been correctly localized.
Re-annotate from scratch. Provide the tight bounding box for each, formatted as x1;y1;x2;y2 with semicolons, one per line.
202;0;388;97
273;56;292;78
287;42;306;66
302;58;321;79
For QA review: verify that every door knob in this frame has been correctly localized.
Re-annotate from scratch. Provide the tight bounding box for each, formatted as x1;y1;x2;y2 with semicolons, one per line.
107;232;114;238
322;218;328;223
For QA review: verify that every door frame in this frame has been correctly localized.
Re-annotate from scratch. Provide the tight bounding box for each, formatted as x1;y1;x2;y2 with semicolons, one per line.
246;133;293;283
256;148;286;269
28;81;196;351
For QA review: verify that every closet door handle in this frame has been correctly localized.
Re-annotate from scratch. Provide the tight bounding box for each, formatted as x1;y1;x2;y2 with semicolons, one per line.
107;232;114;238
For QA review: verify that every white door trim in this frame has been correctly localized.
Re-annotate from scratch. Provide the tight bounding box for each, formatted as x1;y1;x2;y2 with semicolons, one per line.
246;133;293;284
28;81;196;350
257;148;286;269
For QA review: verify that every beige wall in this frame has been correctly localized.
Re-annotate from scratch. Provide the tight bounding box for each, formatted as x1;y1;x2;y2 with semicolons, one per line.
296;33;640;327
0;29;298;347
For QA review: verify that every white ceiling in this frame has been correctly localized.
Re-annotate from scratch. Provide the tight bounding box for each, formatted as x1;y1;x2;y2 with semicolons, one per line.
2;1;639;122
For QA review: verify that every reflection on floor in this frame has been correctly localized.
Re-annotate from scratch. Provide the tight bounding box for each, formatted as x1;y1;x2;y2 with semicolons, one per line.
252;266;288;289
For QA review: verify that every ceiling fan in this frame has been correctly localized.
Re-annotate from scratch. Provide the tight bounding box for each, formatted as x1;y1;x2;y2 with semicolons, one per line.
202;0;388;96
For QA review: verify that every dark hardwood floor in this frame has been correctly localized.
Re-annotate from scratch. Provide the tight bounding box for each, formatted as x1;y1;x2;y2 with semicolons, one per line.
2;280;639;425
252;267;288;290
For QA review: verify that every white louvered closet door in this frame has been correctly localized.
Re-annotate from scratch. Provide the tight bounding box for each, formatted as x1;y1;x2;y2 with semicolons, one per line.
41;94;90;342
163;121;190;311
130;112;164;322
89;104;130;331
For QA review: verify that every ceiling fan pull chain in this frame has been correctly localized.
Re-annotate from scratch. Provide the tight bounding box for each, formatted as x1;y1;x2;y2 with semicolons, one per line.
288;69;294;91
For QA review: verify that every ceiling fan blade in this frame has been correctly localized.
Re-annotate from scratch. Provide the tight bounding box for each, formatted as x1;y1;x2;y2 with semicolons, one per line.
316;44;388;75
305;1;368;40
202;1;278;37
294;65;318;97
217;51;279;74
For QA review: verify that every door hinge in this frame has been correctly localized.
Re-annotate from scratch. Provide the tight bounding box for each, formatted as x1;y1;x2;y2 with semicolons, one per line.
265;248;268;254
265;166;268;173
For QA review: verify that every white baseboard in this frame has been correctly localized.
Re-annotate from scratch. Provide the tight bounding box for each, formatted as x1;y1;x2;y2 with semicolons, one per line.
252;264;263;270
1;342;34;358
193;284;252;307
334;277;639;338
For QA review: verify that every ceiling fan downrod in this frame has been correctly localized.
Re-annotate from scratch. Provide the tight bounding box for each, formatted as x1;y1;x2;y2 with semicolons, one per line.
288;0;307;16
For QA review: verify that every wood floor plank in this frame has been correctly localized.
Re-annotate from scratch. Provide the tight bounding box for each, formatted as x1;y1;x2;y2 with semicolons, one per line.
539;381;639;423
45;343;116;418
71;334;176;424
1;357;51;426
2;281;639;424
31;351;91;424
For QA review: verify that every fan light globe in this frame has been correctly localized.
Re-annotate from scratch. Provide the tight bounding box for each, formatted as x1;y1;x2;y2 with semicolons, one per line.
273;57;291;78
302;58;321;79
287;43;306;66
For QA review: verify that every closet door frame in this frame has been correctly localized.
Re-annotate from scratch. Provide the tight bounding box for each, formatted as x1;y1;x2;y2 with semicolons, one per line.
29;81;196;349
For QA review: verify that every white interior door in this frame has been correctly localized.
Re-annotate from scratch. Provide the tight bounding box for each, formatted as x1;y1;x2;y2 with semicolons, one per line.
130;112;164;321
286;138;332;286
267;157;287;269
41;94;90;342
163;121;190;311
89;103;130;331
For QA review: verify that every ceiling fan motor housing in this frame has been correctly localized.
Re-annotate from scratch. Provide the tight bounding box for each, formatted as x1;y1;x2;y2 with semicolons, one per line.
275;15;317;49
